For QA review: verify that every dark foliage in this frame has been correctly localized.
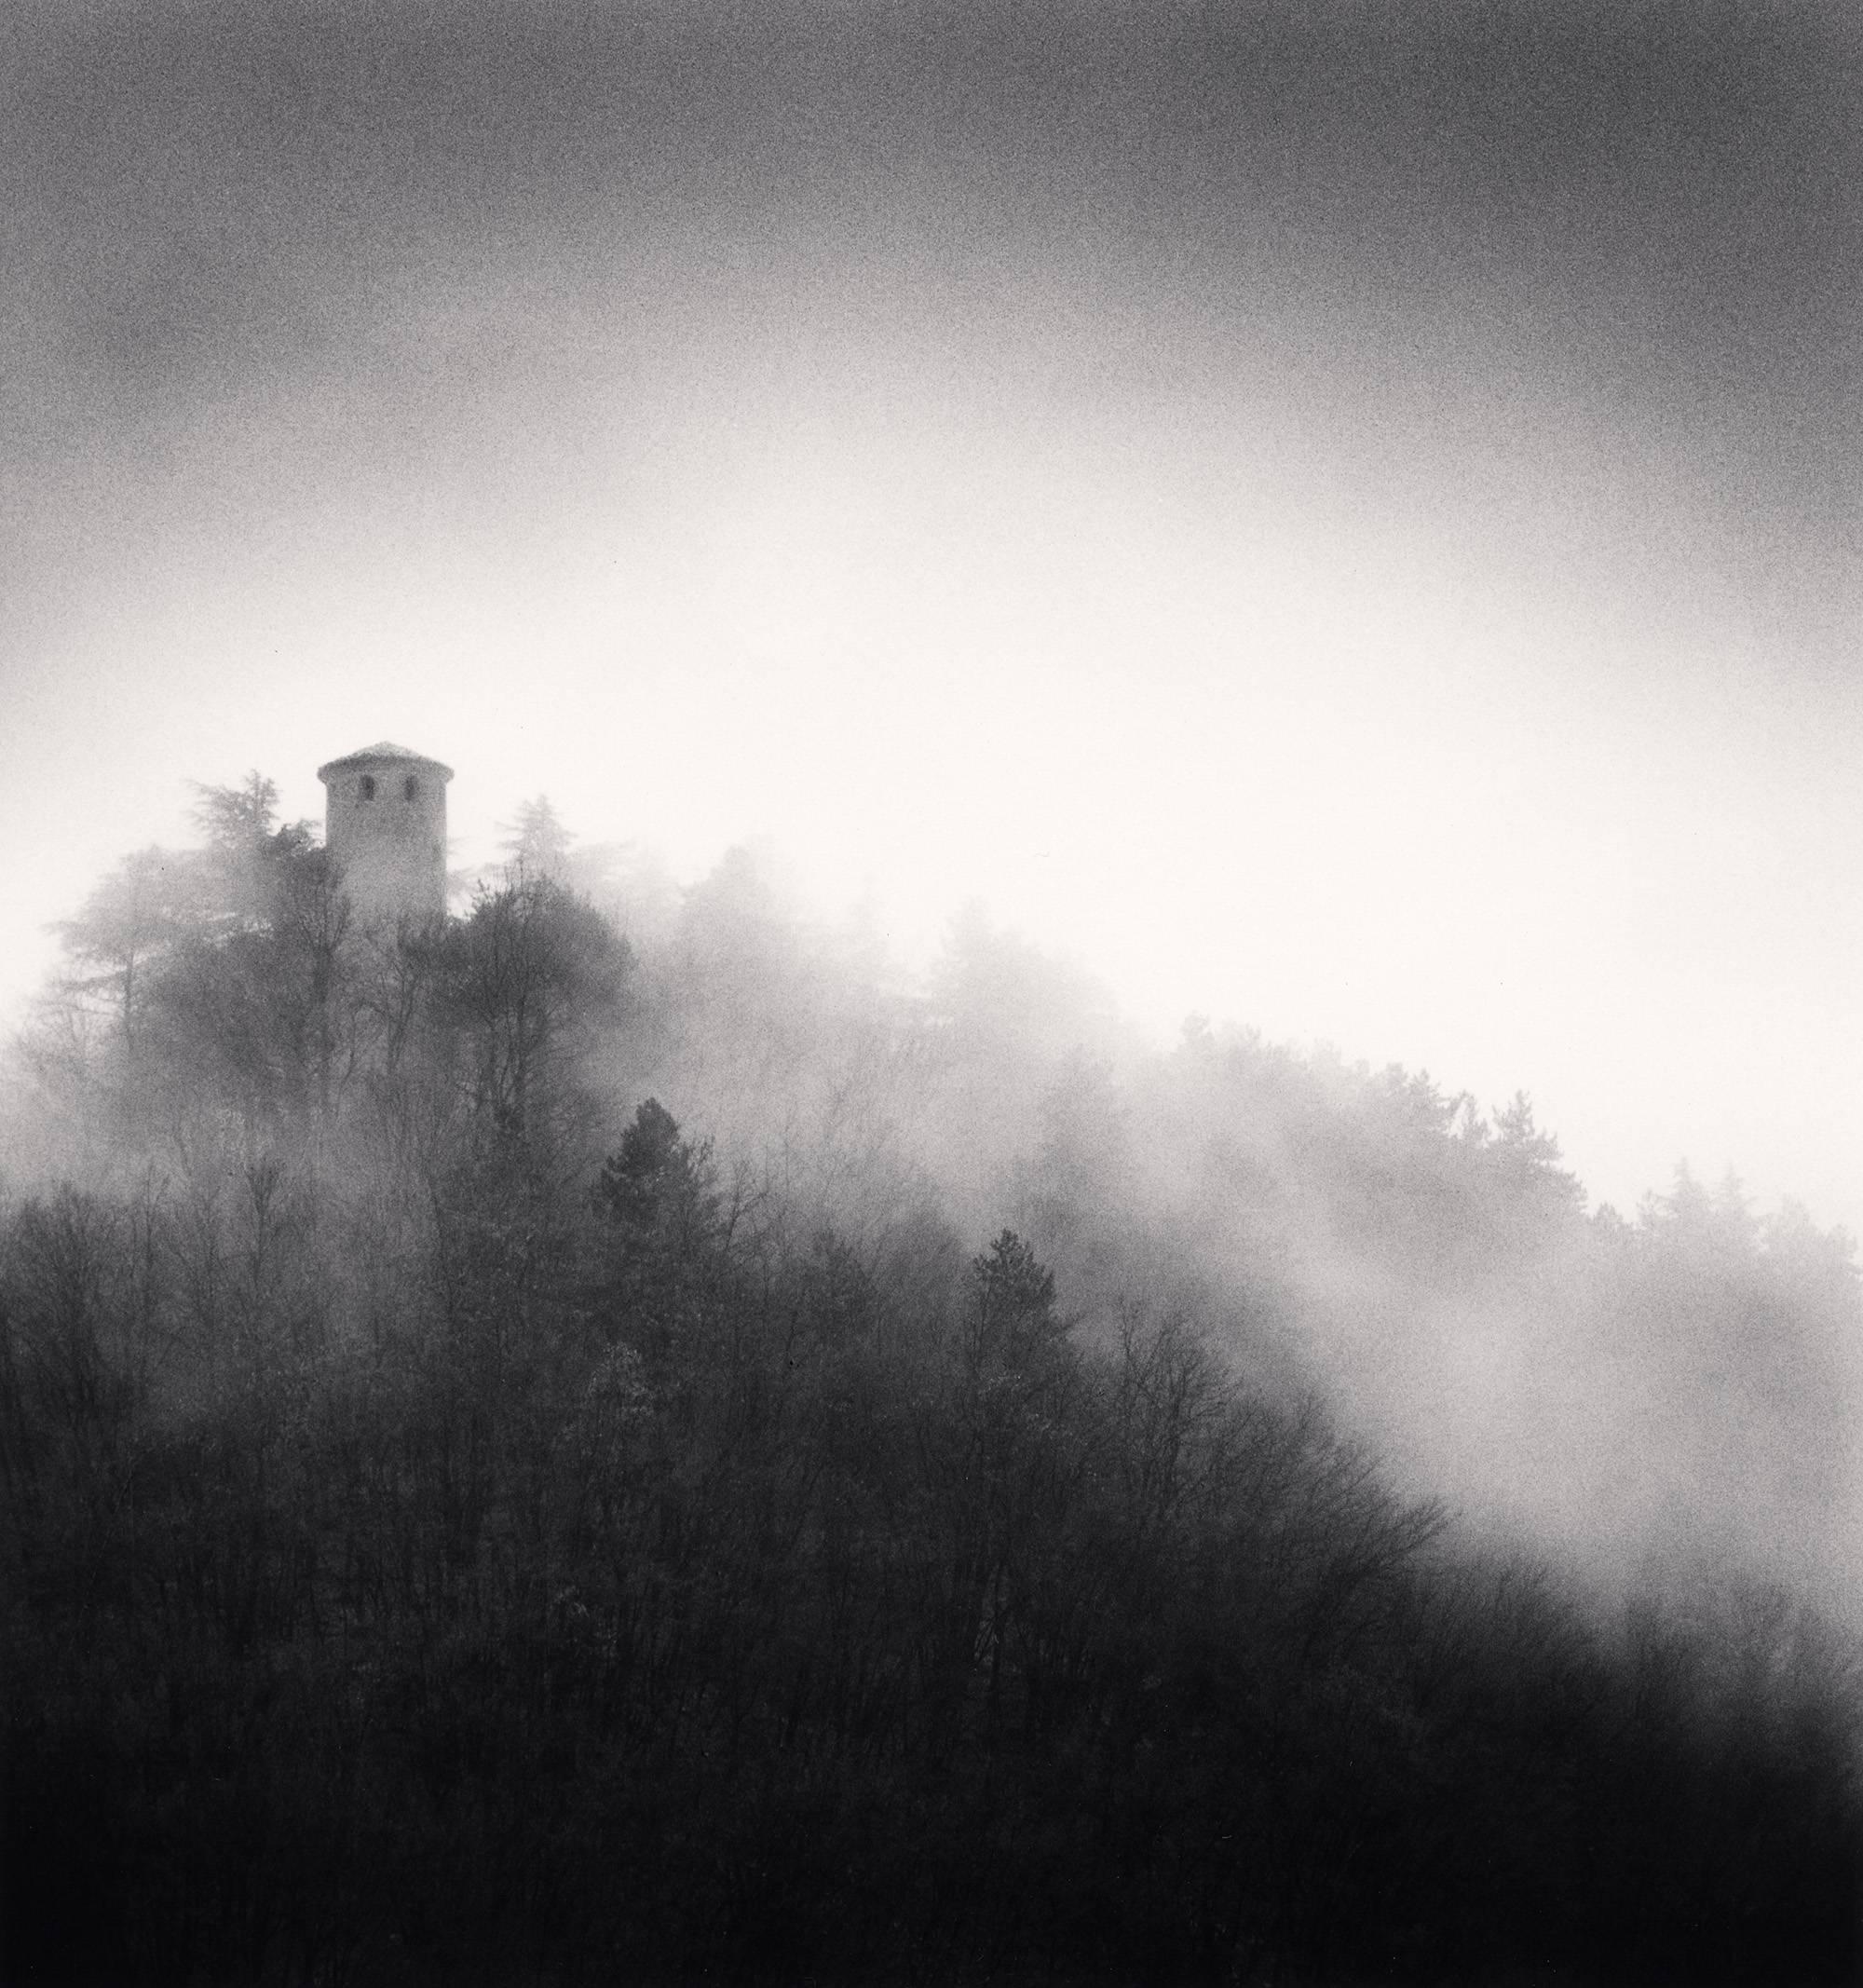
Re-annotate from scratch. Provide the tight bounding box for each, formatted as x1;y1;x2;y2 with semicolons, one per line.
2;797;1858;1985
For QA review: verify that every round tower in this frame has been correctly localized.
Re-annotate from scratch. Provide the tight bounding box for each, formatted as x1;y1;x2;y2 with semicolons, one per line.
316;741;453;926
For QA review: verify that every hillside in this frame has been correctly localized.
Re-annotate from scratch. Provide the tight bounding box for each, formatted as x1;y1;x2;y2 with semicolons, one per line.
3;783;1858;1985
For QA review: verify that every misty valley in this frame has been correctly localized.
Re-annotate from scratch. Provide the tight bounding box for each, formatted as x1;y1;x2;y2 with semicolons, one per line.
3;774;1857;1986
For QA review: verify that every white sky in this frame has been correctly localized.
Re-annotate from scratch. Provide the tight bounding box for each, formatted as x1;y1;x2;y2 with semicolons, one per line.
4;334;1858;1239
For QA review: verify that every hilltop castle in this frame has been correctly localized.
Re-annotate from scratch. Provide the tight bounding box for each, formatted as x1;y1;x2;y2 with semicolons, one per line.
316;742;453;925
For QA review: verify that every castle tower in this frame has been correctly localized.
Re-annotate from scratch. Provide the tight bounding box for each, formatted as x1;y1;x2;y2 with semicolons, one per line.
316;742;453;926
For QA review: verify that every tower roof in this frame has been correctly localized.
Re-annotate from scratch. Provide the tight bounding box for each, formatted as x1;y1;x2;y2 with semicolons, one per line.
316;741;455;783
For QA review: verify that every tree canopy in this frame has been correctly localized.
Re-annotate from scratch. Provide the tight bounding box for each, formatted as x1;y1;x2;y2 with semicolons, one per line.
2;782;1857;1985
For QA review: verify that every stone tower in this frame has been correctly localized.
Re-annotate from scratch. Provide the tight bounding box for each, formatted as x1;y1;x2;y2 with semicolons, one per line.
316;741;453;926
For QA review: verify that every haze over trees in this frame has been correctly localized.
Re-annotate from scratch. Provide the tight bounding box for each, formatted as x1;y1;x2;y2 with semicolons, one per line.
3;782;1858;1984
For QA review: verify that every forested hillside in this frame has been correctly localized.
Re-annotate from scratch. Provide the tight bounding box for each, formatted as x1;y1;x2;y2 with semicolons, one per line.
3;783;1858;1984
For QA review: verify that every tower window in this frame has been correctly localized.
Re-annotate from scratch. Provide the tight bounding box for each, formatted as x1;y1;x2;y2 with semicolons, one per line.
360;775;376;800
404;775;420;801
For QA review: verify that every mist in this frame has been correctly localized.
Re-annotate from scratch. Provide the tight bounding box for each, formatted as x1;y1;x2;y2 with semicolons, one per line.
5;4;1861;1980
7;771;1863;1977
502;819;1863;1619
6;0;1863;1233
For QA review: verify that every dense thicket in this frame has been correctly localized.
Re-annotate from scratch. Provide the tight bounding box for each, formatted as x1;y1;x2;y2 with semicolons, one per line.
3;787;1858;1984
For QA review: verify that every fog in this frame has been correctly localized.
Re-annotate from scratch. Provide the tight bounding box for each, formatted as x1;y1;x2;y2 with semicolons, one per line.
9;772;1859;1615
524;826;1861;1620
4;5;1860;1979
5;0;1861;1235
6;774;1860;1975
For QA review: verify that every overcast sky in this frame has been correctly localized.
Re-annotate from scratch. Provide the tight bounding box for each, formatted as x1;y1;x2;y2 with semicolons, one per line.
3;0;1859;1231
